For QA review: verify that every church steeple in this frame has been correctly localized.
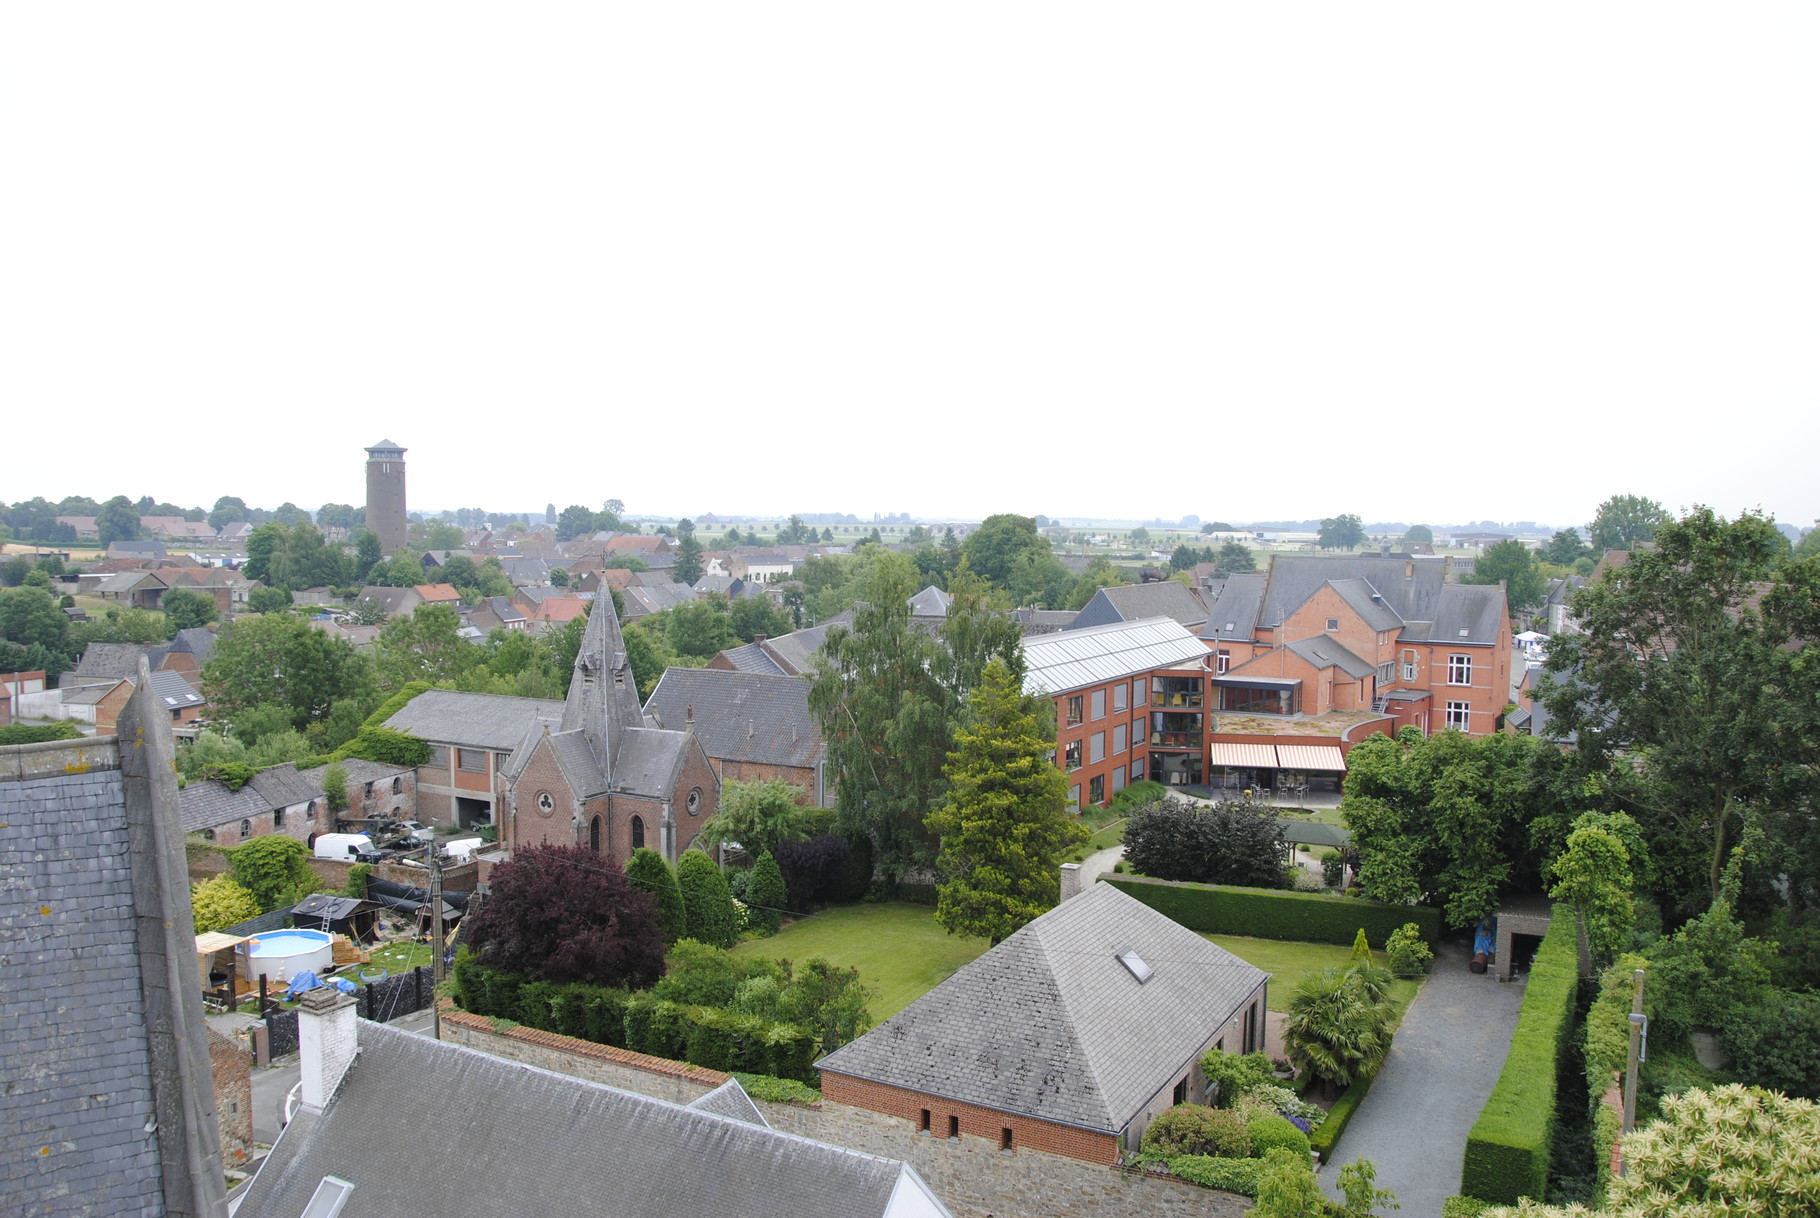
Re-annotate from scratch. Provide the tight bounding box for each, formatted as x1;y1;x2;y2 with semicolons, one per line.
559;595;644;772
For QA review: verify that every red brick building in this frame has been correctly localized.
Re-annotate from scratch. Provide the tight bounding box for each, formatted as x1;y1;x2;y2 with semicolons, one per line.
1198;555;1513;791
1021;617;1214;810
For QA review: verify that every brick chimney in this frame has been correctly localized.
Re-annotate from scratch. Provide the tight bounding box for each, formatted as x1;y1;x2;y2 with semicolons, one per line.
298;986;358;1111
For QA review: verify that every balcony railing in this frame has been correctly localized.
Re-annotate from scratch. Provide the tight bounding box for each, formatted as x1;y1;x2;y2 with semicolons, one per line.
1151;692;1203;708
1149;731;1204;749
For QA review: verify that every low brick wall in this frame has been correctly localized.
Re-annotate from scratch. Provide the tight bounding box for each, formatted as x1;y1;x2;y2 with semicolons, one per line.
440;1008;1245;1218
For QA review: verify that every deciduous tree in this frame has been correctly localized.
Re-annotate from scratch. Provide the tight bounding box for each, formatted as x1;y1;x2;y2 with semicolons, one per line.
1122;794;1287;888
1318;514;1365;550
1588;492;1671;554
701;779;823;862
95;495;142;546
1464;538;1546;611
203;612;374;735
190;875;263;934
160;586;217;630
1540;507;1815;909
466;844;665;987
228;835;317;912
926;658;1086;944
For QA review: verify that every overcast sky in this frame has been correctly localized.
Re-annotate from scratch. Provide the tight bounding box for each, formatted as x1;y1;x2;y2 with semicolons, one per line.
4;5;1815;531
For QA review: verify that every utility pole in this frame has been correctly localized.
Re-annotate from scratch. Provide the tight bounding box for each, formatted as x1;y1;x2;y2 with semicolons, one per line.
428;840;445;1041
1618;967;1647;1175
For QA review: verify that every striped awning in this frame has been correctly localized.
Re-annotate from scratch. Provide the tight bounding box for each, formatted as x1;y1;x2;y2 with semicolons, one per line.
1275;744;1346;772
1208;743;1280;768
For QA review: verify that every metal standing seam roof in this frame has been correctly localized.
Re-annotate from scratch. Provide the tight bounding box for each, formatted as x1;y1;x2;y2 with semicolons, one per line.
1021;617;1211;698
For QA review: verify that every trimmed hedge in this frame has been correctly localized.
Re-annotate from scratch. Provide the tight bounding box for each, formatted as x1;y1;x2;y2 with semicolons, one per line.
452;952;817;1082
1162;1155;1264;1196
1099;874;1440;947
1460;904;1581;1205
1309;1071;1375;1159
1441;1197;1491;1218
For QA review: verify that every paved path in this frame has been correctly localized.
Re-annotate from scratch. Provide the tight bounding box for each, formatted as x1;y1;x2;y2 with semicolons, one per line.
1317;940;1526;1218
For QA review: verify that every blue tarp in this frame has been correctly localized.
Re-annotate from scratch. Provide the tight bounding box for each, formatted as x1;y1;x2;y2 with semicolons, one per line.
284;971;358;1001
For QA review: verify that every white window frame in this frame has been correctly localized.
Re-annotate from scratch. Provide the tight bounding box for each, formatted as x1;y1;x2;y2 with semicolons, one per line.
1215;649;1231;674
1448;654;1473;685
1446;700;1471;731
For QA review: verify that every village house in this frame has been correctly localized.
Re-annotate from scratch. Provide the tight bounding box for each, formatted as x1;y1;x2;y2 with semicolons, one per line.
179;758;416;847
818;882;1268;1166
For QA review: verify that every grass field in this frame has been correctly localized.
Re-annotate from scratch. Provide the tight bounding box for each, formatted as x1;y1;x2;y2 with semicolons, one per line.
731;902;1420;1022
730;903;989;1020
1200;934;1419;1013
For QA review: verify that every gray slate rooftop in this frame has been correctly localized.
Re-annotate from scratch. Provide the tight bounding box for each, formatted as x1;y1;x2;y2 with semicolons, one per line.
1068;582;1208;632
645;668;821;769
817;882;1268;1135
236;1020;940;1218
384;689;565;750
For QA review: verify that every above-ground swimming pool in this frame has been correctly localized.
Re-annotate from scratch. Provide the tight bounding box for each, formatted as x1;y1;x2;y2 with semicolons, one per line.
237;929;334;983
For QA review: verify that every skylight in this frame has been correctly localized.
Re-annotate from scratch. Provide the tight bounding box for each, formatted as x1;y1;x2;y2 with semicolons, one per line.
1116;948;1153;984
299;1176;355;1218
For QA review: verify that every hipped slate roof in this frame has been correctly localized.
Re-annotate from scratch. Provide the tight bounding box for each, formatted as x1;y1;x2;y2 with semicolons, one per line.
645;668;821;769
818;883;1268;1135
1283;635;1376;679
236;1020;943;1218
1021;617;1210;698
1202;555;1506;647
714;641;790;676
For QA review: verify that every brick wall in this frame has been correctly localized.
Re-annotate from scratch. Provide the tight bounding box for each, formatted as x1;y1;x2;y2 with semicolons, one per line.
440;1011;1247;1218
208;1027;253;1167
820;1071;1118;1164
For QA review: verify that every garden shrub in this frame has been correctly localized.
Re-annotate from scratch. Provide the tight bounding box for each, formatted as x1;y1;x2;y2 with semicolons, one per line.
1199;1050;1276;1108
0;721;82;745
1122;794;1287;888
344;862;372;898
1162;1154;1264;1196
747;853;788;933
1461;904;1581;1205
1246;1113;1310;1160
772;833;853;911
1721;987;1820;1100
1101;874;1440;947
1321;850;1346;888
1141;1105;1253;1158
1309;1071;1375;1160
1441;1197;1490;1218
731;1072;820;1104
1290;869;1328;893
515;979;558;1028
1385;922;1434;977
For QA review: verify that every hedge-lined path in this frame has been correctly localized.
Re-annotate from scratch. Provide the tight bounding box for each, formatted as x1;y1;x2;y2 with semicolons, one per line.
1316;938;1526;1218
1076;841;1126;885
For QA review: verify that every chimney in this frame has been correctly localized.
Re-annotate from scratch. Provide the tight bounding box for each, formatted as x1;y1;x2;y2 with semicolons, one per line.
1380;542;1391;558
298;986;358;1111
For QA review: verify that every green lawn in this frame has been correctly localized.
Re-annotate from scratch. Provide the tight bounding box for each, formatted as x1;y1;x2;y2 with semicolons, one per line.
1203;933;1420;1014
730;903;1421;1023
730;903;988;1020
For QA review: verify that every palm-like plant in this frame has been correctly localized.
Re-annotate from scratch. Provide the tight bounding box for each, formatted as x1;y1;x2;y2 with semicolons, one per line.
1283;965;1396;1095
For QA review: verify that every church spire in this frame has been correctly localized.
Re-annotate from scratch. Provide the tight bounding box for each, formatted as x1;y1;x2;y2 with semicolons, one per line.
559;594;643;772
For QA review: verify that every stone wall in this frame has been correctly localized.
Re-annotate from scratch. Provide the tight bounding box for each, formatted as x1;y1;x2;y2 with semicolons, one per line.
439;1009;1246;1218
207;1028;253;1169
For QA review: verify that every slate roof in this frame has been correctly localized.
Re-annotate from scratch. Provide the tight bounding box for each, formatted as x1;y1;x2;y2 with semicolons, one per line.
686;1078;771;1128
1020;617;1211;698
145;669;205;711
645;668;821;769
179;773;270;833
1200;573;1267;642
1252;555;1448;633
1283;635;1376;679
62;680;125;706
611;728;689;799
1013;608;1077;636
622;583;696;616
1068;583;1208;632
75;641;154;679
818;883;1268;1135
715;641;790;676
236;1020;943;1218
760;612;855;676
165;626;219;662
1326;578;1406;633
908;585;952;617
384;689;565;750
1398;584;1507;647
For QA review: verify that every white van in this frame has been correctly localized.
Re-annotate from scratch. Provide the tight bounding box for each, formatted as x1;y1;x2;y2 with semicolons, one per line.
313;832;379;862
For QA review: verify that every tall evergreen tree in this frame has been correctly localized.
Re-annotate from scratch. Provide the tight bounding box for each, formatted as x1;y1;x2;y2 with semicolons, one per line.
624;847;687;947
676;849;739;948
927;658;1087;944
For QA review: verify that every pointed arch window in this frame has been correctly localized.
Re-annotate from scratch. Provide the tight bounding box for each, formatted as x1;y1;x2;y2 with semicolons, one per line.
631;814;646;851
589;816;601;853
